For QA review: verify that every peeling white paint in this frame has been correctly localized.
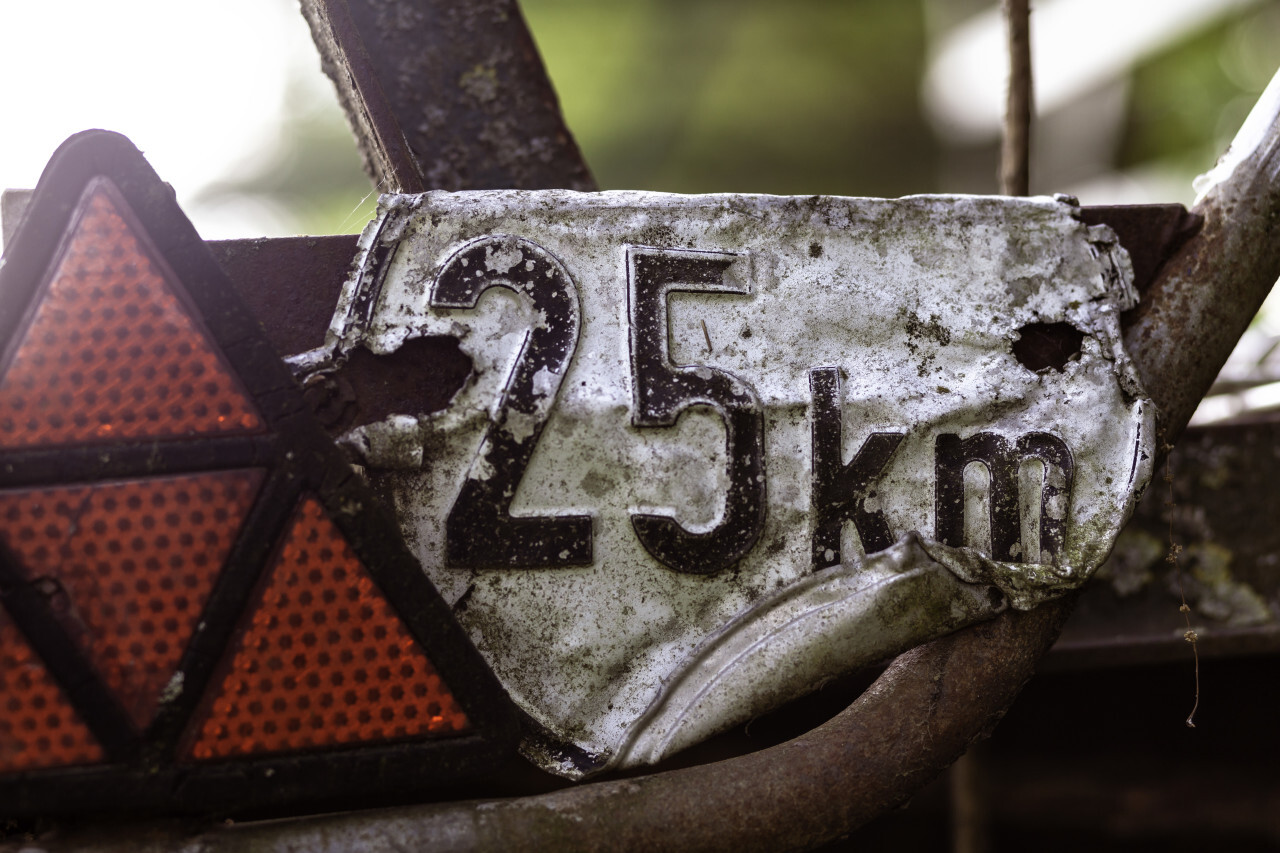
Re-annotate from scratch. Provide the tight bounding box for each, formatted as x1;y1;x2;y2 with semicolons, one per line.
531;366;559;399
302;190;1153;778
485;240;523;273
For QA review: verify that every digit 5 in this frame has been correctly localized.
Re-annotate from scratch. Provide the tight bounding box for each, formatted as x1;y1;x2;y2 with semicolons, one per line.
626;247;765;575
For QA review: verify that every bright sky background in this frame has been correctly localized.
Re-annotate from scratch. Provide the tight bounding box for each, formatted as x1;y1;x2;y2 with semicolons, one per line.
0;0;337;243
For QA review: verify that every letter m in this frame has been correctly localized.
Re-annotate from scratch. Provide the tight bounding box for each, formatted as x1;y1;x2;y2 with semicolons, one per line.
934;432;1073;564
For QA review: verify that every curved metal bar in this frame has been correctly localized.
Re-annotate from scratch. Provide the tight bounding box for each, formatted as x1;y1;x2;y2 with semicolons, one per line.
14;602;1070;853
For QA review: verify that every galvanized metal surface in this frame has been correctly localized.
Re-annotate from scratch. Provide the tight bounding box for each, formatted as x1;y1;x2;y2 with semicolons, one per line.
214;72;1280;849
6;178;1274;848
291;190;1153;774
2;184;1223;850
187;212;1231;695
204;223;1266;680
3;0;1101;845
299;0;595;194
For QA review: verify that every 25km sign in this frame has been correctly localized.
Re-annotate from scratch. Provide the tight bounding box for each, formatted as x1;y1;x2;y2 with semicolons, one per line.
396;235;1072;577
306;190;1153;776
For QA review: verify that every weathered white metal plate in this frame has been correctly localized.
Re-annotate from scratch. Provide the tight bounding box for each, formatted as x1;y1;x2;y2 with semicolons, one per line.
296;191;1153;777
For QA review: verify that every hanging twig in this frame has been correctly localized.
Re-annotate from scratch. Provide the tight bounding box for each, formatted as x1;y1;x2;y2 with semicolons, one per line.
1001;0;1033;195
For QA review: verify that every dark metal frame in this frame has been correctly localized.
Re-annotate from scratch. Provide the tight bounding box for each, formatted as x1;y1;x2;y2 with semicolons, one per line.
0;131;518;819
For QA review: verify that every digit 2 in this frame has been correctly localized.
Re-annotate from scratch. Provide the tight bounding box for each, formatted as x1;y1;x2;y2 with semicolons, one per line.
431;236;592;568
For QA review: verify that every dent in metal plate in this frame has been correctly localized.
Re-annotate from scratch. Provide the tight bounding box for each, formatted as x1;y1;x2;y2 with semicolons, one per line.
297;190;1153;777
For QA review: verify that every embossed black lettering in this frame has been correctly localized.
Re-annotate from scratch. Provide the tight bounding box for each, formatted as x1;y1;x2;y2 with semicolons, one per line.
935;431;1073;563
627;247;765;575
809;367;904;569
432;236;592;568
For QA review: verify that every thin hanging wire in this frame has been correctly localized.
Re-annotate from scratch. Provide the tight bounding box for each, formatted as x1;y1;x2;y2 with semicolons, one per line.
1164;446;1200;728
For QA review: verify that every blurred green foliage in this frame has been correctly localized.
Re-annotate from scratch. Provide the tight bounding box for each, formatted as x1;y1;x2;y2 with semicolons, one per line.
1121;2;1280;179
203;0;1280;236
524;0;937;196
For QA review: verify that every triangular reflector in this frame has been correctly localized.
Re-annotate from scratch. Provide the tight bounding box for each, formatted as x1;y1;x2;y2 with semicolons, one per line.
186;496;470;761
0;130;515;818
0;470;265;729
0;185;262;447
0;611;104;772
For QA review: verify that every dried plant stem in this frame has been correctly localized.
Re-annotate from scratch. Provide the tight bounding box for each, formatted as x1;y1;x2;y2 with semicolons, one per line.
1163;443;1199;728
1001;0;1032;196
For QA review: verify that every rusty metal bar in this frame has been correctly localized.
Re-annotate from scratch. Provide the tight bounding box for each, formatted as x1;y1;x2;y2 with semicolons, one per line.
208;236;358;357
1046;418;1280;671
297;0;426;192
299;0;596;193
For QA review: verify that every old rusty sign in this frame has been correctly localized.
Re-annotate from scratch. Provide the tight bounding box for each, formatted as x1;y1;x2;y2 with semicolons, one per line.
296;190;1154;777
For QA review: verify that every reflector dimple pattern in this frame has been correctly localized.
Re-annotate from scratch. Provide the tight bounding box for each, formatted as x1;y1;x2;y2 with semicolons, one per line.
187;496;469;760
0;470;265;730
0;185;262;447
0;609;104;772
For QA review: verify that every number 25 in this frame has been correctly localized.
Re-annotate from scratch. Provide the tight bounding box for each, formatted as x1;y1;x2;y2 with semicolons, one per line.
432;239;765;576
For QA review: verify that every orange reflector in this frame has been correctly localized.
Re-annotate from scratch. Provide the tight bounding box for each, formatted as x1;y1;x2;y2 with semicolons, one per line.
186;496;469;760
0;186;262;448
0;611;104;772
0;132;514;817
0;470;265;729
